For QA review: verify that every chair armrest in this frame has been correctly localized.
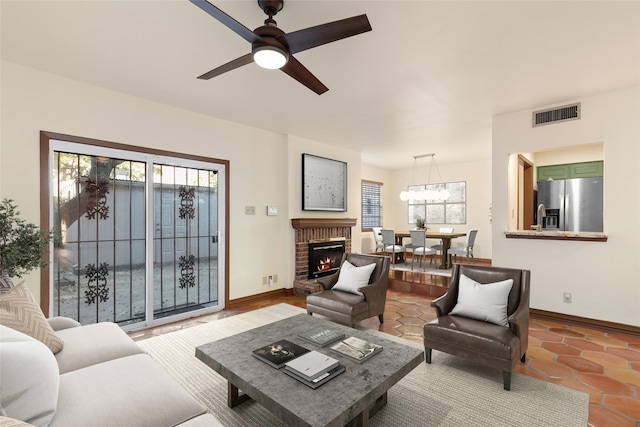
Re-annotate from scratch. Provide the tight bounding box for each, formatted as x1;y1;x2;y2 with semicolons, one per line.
430;267;461;316
317;273;339;290
430;293;457;317
508;305;529;330
48;316;81;331
359;257;390;315
359;280;386;303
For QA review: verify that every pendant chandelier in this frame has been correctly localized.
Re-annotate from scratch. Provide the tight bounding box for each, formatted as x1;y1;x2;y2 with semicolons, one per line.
399;153;450;201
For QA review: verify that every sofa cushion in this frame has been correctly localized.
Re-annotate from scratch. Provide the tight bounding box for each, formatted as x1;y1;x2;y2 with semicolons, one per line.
0;416;34;426
50;354;206;427
0;326;59;426
53;322;145;374
179;414;224;427
449;274;513;327
0;282;64;354
332;261;376;296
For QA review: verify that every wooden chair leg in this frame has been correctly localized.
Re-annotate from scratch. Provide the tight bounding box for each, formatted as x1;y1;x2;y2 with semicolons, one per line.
425;348;432;364
520;352;526;363
378;314;384;323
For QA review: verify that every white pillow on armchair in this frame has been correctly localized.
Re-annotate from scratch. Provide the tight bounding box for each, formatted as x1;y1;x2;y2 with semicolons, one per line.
331;261;376;296
449;274;514;327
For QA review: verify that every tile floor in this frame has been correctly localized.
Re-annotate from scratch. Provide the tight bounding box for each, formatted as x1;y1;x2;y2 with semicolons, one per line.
131;270;640;426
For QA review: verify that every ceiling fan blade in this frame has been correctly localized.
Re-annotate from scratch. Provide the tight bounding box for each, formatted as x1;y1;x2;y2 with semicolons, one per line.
282;14;372;54
189;0;262;44
281;56;329;95
197;53;254;80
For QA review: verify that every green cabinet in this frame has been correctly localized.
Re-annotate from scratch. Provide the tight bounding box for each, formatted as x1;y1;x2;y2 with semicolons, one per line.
569;161;604;178
537;161;603;181
537;164;570;181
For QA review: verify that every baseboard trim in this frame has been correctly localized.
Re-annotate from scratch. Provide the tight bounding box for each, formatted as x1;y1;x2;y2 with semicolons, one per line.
530;308;640;338
226;288;292;309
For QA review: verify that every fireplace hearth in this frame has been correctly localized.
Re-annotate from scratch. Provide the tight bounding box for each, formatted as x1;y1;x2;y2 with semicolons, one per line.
308;239;346;279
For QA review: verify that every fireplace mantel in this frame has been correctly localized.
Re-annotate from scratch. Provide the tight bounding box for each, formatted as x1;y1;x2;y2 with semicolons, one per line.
291;218;357;229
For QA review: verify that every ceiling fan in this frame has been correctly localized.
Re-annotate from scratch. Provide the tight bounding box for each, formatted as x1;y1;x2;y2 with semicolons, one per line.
189;0;372;95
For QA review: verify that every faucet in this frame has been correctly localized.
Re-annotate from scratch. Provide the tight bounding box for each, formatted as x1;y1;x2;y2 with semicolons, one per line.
534;204;546;232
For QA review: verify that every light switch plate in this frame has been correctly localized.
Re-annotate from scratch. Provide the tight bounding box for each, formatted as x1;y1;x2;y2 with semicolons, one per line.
267;206;278;216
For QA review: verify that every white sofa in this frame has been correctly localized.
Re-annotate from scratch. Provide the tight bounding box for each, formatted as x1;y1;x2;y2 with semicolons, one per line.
1;318;221;427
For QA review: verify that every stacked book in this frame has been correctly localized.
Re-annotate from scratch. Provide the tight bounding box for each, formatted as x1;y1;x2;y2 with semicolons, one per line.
283;350;345;389
252;339;310;369
297;326;345;347
329;336;383;363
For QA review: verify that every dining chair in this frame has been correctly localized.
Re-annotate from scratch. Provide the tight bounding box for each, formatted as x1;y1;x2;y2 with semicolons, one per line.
371;227;384;253
430;227;455;252
381;229;405;265
448;229;478;264
409;230;437;271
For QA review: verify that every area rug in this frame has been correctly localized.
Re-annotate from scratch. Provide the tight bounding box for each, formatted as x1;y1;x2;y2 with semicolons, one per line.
138;303;589;427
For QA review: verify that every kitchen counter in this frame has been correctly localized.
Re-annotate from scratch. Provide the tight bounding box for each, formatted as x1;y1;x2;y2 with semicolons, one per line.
504;230;608;242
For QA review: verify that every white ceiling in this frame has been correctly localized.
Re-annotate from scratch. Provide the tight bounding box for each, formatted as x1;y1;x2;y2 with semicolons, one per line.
2;0;639;169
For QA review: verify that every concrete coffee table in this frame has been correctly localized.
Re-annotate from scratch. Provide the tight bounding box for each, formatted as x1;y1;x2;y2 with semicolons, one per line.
196;313;424;426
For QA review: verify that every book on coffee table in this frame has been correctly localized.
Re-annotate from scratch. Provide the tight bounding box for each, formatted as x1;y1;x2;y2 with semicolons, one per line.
298;326;345;347
329;336;382;364
284;350;340;381
252;339;310;369
283;363;346;389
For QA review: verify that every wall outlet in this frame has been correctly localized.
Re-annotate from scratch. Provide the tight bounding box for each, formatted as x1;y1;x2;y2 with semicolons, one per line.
273;274;278;283
563;292;572;303
262;276;268;286
245;206;256;215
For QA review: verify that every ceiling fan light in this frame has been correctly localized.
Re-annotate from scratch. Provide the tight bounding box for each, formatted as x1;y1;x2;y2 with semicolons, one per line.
252;46;288;69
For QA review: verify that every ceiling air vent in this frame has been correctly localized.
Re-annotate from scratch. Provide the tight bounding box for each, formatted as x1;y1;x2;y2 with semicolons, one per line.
532;103;581;127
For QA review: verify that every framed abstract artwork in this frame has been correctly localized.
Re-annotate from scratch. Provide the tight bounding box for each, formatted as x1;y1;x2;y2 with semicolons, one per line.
302;153;347;211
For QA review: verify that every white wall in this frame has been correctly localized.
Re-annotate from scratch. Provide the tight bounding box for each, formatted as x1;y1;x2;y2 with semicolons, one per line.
1;60;311;302
286;135;364;280
534;142;603;167
492;86;640;326
382;158;493;259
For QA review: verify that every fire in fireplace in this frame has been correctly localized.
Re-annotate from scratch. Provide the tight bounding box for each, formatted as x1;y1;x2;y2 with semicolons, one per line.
308;239;346;279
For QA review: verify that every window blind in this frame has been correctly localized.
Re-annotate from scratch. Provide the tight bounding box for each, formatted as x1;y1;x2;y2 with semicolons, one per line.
361;180;383;229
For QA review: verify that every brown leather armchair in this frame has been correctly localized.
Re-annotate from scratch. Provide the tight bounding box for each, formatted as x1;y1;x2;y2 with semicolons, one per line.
306;253;390;326
423;264;530;390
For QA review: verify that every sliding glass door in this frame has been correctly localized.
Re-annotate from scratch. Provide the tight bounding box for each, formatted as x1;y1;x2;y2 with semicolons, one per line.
48;139;226;329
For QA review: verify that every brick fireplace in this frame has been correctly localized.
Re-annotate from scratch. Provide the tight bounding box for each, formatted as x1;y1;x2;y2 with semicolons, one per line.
291;218;358;284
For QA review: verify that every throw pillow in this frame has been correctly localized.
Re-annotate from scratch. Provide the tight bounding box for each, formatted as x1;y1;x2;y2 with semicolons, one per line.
331;260;376;296
0;282;64;354
449;274;514;327
0;274;15;295
0;325;60;426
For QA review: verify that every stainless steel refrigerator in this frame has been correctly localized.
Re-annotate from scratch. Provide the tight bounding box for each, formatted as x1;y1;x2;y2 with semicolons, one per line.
537;177;603;232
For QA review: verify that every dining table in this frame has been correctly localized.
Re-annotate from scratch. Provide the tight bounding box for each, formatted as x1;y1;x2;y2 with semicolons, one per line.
394;230;467;269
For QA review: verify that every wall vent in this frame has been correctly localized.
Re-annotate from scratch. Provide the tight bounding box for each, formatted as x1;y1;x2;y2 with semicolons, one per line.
532;103;581;127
